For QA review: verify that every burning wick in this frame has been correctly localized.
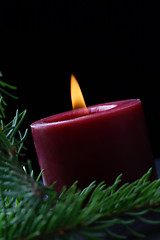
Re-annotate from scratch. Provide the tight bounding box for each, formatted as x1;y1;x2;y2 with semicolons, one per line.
70;74;88;112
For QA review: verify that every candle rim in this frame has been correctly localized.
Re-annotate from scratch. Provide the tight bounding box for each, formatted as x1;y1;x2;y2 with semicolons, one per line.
31;99;141;127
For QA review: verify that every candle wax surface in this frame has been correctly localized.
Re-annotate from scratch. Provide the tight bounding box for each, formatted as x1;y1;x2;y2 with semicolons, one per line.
31;99;157;191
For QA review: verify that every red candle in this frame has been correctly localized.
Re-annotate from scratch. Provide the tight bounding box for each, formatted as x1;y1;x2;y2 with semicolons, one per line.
31;76;157;191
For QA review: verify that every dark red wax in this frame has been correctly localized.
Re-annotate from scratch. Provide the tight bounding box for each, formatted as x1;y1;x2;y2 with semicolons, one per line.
31;99;157;191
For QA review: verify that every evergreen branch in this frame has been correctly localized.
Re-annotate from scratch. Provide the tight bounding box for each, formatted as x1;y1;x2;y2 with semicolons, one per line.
0;113;160;240
0;78;17;90
0;135;160;240
1;109;28;156
0;72;18;118
0;87;18;100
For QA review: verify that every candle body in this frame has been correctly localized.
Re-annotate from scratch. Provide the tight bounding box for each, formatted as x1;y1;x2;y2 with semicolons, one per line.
31;99;157;191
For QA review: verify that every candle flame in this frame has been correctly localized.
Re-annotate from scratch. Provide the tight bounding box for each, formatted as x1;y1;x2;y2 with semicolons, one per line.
70;74;87;110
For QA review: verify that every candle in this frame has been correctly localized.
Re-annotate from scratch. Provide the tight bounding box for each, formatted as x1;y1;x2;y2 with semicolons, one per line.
31;75;157;191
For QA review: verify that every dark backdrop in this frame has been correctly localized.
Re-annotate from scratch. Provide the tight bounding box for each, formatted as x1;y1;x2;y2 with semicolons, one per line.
0;1;160;175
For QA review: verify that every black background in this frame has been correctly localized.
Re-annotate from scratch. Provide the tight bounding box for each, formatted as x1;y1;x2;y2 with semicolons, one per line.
0;1;160;175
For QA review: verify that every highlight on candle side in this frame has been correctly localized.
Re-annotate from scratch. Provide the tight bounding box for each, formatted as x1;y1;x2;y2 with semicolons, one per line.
70;74;88;111
89;104;117;114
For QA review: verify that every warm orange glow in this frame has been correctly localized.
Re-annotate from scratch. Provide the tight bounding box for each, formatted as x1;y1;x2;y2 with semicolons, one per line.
70;74;87;110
